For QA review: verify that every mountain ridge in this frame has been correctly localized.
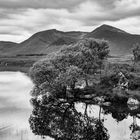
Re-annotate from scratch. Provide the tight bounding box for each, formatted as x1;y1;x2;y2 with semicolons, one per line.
1;24;140;56
85;24;140;55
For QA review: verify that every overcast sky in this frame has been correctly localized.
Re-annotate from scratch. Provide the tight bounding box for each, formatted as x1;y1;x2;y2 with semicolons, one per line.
0;0;140;42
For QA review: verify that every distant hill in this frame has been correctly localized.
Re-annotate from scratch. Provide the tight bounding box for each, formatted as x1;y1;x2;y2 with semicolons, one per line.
1;24;140;56
12;29;87;56
85;24;140;55
0;41;18;56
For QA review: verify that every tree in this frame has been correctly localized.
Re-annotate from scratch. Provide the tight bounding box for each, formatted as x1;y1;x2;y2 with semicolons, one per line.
29;59;58;86
29;38;110;97
55;66;83;91
52;38;109;87
29;38;111;140
133;43;140;63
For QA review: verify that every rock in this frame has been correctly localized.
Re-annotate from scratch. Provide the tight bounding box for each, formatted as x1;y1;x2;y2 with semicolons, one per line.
37;94;43;101
94;96;105;104
84;94;95;98
130;130;140;140
127;98;140;105
128;104;139;110
102;102;111;106
137;114;140;118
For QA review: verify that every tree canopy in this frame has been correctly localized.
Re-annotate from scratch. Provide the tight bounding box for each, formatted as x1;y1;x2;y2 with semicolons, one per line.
29;38;110;97
133;43;140;63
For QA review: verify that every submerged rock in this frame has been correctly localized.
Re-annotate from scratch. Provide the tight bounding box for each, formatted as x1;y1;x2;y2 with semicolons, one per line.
127;98;140;105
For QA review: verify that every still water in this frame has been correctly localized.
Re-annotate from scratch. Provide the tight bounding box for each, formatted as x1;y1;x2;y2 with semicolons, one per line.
0;72;140;140
0;72;52;140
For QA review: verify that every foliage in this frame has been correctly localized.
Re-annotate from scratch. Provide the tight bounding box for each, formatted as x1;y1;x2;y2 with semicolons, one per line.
107;63;133;74
29;38;110;139
100;73;119;89
29;96;109;140
29;38;110;97
55;66;83;90
93;120;110;140
102;105;129;122
57;38;109;77
100;69;140;90
132;43;140;62
29;60;58;86
128;76;140;90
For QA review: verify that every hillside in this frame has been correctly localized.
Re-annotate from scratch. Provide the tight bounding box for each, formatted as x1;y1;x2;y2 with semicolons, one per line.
12;30;87;56
1;24;140;57
85;24;140;55
0;41;18;56
1;24;140;72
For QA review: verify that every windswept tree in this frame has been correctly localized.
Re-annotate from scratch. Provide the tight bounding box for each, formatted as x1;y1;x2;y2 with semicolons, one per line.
29;59;58;86
55;66;83;91
51;38;110;87
29;38;110;97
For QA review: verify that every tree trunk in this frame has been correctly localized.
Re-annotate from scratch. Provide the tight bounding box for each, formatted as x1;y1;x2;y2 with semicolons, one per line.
85;79;89;87
84;103;88;116
99;106;102;121
63;86;67;98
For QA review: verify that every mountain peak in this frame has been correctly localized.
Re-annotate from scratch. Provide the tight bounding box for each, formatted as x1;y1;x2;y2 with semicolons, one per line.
101;24;114;27
94;24;128;34
47;29;59;32
100;24;113;28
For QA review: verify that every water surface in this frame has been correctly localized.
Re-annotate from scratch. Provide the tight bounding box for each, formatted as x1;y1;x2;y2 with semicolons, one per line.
0;72;52;140
0;71;140;140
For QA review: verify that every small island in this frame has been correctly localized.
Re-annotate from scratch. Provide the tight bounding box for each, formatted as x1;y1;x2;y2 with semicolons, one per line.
29;38;140;105
29;36;140;140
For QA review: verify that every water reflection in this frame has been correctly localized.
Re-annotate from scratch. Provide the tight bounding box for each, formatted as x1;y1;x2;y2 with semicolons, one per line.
29;93;140;140
0;72;48;140
1;72;140;140
29;94;109;140
102;104;140;140
102;104;129;122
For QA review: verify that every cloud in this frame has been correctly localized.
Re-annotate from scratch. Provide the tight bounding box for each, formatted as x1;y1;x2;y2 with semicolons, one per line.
0;0;84;9
104;16;140;34
0;0;140;42
115;0;140;11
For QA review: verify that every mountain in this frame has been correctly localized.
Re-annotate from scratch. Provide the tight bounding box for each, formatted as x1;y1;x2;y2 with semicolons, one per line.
11;29;87;55
1;24;140;57
0;41;18;56
85;24;140;55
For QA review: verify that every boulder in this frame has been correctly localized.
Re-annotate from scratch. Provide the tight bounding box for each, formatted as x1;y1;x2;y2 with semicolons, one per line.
128;104;139;110
93;96;105;104
127;98;140;105
102;102;111;106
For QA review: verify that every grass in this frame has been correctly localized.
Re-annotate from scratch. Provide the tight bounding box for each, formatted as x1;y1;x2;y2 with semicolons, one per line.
0;55;44;73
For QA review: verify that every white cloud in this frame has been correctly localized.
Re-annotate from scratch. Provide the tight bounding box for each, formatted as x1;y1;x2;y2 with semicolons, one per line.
104;16;140;34
115;0;140;11
0;8;70;42
0;0;140;42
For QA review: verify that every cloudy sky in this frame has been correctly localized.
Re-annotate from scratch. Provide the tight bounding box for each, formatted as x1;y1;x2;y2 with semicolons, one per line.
0;0;140;42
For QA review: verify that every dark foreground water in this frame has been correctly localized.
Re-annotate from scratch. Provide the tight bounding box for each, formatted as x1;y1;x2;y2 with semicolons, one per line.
0;72;140;140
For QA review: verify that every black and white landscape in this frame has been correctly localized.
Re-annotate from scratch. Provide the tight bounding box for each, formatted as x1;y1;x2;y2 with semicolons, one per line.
0;0;140;140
